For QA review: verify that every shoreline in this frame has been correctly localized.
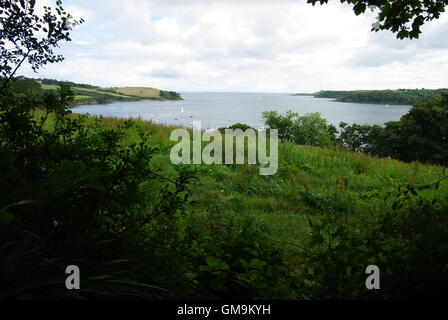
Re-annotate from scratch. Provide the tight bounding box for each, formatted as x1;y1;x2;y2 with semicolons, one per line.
69;96;184;108
292;95;412;106
329;98;412;106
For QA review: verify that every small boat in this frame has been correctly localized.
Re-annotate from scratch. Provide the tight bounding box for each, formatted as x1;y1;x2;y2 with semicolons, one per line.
181;107;184;113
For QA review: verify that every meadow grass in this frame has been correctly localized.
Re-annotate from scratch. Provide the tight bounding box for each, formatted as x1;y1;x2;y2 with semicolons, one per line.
57;114;446;269
110;87;161;98
28;110;448;298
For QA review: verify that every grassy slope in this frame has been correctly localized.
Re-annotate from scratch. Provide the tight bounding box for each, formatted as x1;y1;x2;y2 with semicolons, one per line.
75;114;448;265
111;87;160;98
42;84;179;106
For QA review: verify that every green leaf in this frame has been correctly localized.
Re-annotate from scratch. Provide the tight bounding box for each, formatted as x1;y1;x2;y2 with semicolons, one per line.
88;181;106;192
60;159;74;170
249;259;267;269
206;257;229;270
184;272;197;281
0;210;14;224
353;3;367;15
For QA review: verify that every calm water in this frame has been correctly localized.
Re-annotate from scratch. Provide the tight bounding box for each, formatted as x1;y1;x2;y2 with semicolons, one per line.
71;92;411;129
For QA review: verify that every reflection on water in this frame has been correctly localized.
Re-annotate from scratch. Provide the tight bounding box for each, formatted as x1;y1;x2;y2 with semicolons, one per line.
71;92;412;129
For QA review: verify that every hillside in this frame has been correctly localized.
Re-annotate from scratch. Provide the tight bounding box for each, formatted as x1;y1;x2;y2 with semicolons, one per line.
42;84;183;106
293;89;448;105
11;77;183;106
49;112;448;299
7;78;448;300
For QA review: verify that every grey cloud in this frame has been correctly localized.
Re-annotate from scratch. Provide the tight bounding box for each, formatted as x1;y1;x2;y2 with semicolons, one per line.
417;22;448;49
350;20;448;68
150;68;184;79
148;0;297;5
351;47;414;67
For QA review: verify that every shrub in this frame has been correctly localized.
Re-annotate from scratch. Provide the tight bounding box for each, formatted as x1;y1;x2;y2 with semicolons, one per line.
263;110;333;147
0;86;193;299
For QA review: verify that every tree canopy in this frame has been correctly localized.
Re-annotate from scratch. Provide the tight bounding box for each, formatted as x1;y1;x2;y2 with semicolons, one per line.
308;0;448;39
0;0;84;90
263;110;334;147
313;89;448;105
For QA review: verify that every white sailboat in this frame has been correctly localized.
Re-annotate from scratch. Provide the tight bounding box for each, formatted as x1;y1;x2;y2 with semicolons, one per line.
181;106;184;113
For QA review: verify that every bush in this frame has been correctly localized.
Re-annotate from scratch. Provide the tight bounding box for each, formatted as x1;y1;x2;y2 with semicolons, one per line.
383;94;448;165
218;123;255;134
263;110;333;147
0;86;193;299
296;177;448;300
175;211;292;299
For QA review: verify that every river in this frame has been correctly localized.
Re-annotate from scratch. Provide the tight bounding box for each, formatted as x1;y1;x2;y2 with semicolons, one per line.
71;92;412;129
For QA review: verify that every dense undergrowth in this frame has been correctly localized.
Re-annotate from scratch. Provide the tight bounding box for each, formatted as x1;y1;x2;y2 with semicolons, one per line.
2;0;447;301
4;96;445;300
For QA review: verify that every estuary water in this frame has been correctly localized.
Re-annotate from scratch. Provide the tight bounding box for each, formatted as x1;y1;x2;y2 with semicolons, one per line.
71;92;412;129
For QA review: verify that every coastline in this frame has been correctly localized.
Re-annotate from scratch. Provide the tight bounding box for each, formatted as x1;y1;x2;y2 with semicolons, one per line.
329;98;412;106
292;95;413;106
69;96;184;108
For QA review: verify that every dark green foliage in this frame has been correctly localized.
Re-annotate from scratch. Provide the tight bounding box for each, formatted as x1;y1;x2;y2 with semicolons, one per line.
288;94;448;166
172;212;290;299
160;90;182;100
2;0;448;301
263;110;333;147
383;94;448;165
262;110;296;142
307;0;448;39
37;77;100;89
297;176;448;299
332;95;448;165
0;0;192;299
336;122;387;155
9;77;43;95
327;124;339;145
218;123;254;134
313;90;350;99
0;0;84;90
0;1;287;300
0;86;194;299
314;89;448;105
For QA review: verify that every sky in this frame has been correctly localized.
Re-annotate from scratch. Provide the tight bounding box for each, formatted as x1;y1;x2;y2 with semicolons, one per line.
21;0;448;93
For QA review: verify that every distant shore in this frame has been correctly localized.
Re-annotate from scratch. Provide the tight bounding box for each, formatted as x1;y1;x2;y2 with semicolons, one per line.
40;84;184;108
291;95;411;106
70;95;183;108
291;88;448;106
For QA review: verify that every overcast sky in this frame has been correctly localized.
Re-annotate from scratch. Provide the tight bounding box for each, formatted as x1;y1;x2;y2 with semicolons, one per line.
22;0;448;93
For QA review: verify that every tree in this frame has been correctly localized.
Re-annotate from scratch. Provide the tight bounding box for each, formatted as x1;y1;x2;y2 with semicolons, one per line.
383;94;448;165
0;0;84;91
10;77;43;95
0;1;193;299
337;122;387;154
293;112;333;147
307;0;448;39
218;122;254;134
262;110;297;142
263;110;333;147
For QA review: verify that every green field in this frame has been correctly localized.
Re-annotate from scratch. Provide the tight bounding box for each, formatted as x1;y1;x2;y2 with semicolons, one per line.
41;84;181;106
111;87;161;98
6;81;448;299
47;112;448;299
